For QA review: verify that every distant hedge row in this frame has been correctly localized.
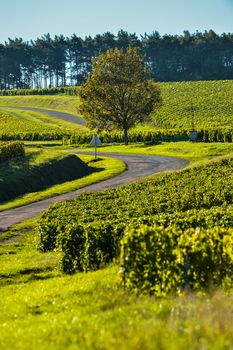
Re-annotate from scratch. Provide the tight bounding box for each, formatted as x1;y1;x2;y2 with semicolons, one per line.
70;128;233;144
0;129;189;143
1;127;233;144
0;141;25;163
0;132;66;141
0;86;79;96
69;129;190;145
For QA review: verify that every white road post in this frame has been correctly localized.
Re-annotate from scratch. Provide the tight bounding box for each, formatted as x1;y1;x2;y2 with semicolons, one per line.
90;134;102;159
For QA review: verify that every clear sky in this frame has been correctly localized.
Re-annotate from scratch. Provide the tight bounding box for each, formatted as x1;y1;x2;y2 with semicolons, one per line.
0;0;232;43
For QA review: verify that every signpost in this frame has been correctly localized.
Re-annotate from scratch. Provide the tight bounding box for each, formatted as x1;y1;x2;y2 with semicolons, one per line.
90;134;101;159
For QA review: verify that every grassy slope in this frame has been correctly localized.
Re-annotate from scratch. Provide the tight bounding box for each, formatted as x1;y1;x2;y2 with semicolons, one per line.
0;80;233;130
0;150;93;202
0;108;87;136
0;149;125;211
154;80;233;129
0;225;232;350
0;94;81;116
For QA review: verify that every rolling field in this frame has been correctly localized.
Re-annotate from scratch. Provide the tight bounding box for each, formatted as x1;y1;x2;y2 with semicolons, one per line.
154;80;233;129
0;108;87;140
0;94;81;116
0;80;232;132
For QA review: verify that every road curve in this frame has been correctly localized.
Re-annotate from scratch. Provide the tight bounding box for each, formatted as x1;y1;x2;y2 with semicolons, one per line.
0;153;188;231
0;107;188;230
0;106;85;125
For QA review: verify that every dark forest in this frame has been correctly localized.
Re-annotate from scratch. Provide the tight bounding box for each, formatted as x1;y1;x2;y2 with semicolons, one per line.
0;29;233;89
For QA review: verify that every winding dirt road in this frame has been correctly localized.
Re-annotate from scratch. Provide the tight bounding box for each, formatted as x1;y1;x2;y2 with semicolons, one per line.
0;107;188;231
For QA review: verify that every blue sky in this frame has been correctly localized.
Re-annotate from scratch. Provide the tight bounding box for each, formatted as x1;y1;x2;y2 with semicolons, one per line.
0;0;232;43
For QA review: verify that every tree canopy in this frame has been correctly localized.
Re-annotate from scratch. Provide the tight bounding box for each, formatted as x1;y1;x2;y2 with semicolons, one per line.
79;47;162;144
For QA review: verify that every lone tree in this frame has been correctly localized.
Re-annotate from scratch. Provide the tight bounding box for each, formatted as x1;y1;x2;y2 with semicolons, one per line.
79;47;162;145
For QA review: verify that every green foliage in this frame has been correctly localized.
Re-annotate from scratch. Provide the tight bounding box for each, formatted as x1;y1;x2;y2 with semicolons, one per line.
70;128;233;144
0;141;25;163
154;80;233;130
0;86;79;96
121;225;233;295
0;108;86;142
79;47;161;144
55;221;124;274
71;128;189;144
0;110;70;141
150;205;233;230
38;156;233;282
1;31;233;93
39;217;125;274
57;224;86;274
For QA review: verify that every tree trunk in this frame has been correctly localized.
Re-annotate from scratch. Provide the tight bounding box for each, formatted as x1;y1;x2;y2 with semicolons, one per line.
124;128;128;145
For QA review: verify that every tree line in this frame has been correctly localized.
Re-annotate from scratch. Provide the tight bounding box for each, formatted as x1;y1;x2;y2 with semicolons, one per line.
0;29;233;90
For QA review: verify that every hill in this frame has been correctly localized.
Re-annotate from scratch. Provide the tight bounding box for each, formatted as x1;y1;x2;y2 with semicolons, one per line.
154;80;233;129
0;108;86;141
0;80;232;133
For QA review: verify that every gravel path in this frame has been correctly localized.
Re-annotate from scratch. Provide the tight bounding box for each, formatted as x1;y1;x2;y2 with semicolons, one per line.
0;107;188;231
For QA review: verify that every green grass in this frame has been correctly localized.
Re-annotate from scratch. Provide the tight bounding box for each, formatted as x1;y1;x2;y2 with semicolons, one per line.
0;94;81;116
64;141;233;165
0;225;233;350
0;149;125;211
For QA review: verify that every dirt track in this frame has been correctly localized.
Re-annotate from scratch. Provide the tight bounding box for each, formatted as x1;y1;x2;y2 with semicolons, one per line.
0;107;188;231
